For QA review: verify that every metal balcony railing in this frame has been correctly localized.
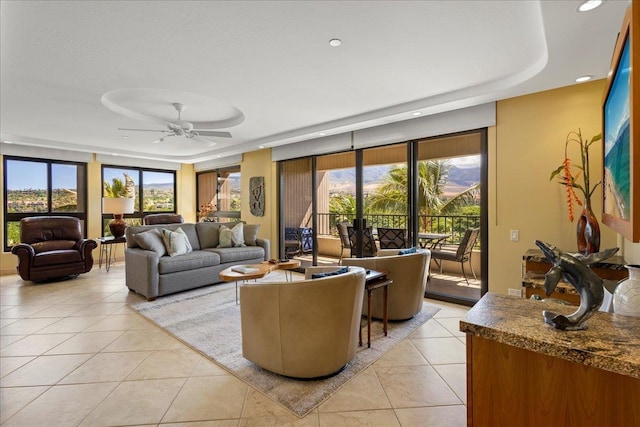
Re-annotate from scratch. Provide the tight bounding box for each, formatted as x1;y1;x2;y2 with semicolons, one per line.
316;212;481;246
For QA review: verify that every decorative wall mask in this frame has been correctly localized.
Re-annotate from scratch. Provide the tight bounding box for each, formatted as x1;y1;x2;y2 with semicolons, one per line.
250;176;265;216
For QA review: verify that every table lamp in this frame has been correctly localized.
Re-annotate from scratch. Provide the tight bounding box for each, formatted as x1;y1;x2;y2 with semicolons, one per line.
103;197;134;238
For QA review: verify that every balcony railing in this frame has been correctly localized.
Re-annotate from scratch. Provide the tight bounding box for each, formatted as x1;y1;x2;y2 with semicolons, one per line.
316;213;480;246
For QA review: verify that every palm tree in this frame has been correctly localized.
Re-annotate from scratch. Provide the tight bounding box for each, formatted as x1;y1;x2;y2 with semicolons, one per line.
103;177;127;198
329;193;357;225
367;160;479;230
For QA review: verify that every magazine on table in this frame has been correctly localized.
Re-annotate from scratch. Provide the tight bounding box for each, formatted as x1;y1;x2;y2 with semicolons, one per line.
232;265;259;274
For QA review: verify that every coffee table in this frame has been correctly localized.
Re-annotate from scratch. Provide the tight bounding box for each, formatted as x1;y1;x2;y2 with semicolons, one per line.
360;270;393;348
220;259;301;303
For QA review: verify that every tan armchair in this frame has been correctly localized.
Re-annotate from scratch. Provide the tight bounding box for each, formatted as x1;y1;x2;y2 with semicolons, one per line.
344;248;431;321
11;216;97;282
239;266;366;379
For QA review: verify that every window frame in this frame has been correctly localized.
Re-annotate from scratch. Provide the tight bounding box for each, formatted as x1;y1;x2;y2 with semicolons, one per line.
3;155;89;251
196;166;241;222
101;164;177;235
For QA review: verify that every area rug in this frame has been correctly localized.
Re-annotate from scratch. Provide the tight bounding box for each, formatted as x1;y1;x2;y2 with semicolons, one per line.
130;278;440;417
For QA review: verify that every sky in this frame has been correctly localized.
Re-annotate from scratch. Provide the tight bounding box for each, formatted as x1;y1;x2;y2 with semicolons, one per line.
6;161;173;190
6;160;77;190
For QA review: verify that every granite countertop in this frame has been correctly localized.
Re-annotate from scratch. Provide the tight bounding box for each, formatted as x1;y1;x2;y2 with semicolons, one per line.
460;293;640;379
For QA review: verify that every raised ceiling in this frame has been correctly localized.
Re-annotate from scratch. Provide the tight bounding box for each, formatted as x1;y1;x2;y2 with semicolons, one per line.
0;0;630;164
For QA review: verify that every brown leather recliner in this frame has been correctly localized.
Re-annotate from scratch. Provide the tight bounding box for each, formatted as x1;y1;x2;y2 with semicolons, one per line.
142;213;184;225
11;216;97;282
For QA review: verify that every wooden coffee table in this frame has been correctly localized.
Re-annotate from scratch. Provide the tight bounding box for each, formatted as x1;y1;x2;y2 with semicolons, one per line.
220;259;301;303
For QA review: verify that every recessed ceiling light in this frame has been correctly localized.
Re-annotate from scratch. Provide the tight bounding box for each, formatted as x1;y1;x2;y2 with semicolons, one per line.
411;111;422;116
329;39;342;47
577;0;602;12
3;140;13;144
121;135;128;139
258;145;265;149
575;75;592;83
318;132;326;136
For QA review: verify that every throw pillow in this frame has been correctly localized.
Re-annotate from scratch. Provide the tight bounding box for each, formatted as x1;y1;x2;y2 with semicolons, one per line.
243;224;260;246
218;223;245;248
398;246;417;255
161;227;193;257
311;266;349;279
134;228;167;256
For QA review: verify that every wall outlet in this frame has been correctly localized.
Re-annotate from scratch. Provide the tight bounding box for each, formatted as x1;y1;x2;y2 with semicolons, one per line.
508;288;522;297
510;229;519;242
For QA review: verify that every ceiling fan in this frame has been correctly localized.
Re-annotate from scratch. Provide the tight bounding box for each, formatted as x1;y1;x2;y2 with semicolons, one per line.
118;103;232;146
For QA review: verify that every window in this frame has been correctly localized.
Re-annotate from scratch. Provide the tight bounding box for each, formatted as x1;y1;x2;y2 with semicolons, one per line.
196;166;240;222
4;156;88;250
102;165;176;236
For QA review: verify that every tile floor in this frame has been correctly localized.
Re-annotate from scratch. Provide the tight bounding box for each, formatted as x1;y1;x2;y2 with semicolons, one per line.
1;262;470;426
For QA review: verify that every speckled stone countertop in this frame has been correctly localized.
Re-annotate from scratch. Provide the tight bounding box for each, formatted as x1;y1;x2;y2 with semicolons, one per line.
460;293;640;379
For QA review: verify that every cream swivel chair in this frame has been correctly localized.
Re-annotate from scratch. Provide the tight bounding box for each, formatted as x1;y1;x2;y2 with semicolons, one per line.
344;248;430;321
239;266;366;379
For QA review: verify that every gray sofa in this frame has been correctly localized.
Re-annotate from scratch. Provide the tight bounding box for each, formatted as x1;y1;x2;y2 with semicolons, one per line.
125;222;270;300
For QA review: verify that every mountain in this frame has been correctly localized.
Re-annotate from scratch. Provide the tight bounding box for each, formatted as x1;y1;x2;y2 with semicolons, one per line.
328;164;480;194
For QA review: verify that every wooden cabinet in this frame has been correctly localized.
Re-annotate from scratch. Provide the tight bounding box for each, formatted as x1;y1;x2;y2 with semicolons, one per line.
461;293;640;427
521;249;628;305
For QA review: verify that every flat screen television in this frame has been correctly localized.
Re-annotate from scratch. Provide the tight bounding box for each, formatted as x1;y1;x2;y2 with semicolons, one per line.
602;5;639;242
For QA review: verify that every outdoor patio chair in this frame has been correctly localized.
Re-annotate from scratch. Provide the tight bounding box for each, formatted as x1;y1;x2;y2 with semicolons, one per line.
377;227;408;249
430;227;480;285
347;225;378;258
336;221;352;264
284;227;301;258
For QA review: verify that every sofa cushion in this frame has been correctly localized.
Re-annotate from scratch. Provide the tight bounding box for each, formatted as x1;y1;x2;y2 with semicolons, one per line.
243;224;260;246
161;227;193;257
157;251;221;274
398;246;417;255
206;246;265;264
133;228;166;256
127;223;200;250
32;250;83;266
30;240;77;254
218;223;245;248
311;266;349;279
196;222;221;249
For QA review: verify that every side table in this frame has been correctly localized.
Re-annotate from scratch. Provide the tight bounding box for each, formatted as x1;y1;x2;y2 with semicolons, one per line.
96;236;126;272
360;270;393;348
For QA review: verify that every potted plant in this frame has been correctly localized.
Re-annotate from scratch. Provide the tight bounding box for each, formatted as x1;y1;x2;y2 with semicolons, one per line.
550;129;602;255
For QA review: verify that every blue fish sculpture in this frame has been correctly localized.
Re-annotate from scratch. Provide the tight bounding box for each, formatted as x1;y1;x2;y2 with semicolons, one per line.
535;240;618;330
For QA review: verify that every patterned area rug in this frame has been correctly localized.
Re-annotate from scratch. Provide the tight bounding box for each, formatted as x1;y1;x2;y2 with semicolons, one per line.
130;276;440;417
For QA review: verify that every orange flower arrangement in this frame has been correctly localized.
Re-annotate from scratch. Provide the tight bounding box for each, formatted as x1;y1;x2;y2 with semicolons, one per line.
198;202;215;221
550;129;602;222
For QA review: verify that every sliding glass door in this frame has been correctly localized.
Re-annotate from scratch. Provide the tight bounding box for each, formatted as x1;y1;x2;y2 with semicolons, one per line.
278;129;487;305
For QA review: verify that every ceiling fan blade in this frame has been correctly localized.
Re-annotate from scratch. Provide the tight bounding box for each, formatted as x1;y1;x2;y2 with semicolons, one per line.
118;128;166;133
194;130;232;138
191;135;217;147
150;135;169;144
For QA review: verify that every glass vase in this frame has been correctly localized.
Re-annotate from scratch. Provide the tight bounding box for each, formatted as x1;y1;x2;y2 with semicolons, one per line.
576;198;600;255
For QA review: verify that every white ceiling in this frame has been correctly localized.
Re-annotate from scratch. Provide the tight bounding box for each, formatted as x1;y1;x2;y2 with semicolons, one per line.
0;0;630;165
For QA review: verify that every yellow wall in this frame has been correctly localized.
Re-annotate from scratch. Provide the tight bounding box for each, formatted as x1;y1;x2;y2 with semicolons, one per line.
488;80;633;295
240;148;277;259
